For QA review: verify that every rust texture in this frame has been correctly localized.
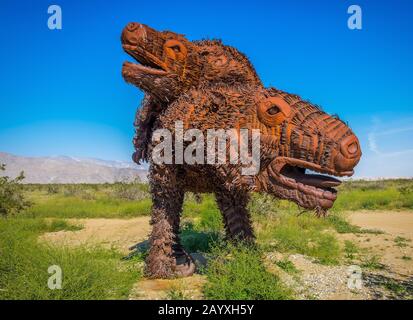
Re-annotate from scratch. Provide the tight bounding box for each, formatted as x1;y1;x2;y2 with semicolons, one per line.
121;23;362;278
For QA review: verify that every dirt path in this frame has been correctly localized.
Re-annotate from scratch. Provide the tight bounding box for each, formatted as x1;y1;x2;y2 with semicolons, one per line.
40;217;151;253
344;210;413;276
129;275;206;300
349;210;413;237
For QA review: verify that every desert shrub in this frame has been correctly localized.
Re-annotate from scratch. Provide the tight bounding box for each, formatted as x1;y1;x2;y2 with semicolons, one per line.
180;221;220;253
203;243;293;300
248;193;280;216
61;185;96;200
275;258;299;274
109;180;149;201
271;221;340;265
63;185;81;197
344;240;359;261
183;194;223;232
256;212;341;265
46;185;60;194
0;164;31;217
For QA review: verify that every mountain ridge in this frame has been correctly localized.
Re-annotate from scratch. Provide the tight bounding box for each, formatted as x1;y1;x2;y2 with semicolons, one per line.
0;152;148;184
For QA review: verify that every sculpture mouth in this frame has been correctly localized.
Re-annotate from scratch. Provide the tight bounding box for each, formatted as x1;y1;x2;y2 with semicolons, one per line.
268;157;354;210
122;44;169;76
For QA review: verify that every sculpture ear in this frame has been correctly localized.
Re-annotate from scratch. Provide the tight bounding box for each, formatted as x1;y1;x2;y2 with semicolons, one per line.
257;97;291;127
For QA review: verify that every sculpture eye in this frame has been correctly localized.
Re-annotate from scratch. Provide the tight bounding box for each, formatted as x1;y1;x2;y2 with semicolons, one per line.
258;97;291;127
171;45;181;53
267;105;280;115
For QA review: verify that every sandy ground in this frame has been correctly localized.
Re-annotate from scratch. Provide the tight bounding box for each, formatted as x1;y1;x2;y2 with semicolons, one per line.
40;217;151;253
344;210;413;276
129;275;206;300
39;210;413;300
349;210;413;238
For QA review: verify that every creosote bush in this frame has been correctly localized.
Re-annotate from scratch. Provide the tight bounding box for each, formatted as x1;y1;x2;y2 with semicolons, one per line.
0;164;31;217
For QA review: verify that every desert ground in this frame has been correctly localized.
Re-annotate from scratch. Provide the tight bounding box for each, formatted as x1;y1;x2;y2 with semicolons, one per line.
1;180;412;300
38;210;413;300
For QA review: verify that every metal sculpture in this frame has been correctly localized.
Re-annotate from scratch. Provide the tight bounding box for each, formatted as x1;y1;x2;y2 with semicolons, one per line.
121;23;362;278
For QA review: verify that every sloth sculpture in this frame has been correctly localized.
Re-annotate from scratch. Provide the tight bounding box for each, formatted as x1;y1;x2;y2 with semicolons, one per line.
121;23;362;278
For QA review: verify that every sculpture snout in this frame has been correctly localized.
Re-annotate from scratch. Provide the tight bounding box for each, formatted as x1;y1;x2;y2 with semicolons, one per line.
334;134;362;174
121;22;147;46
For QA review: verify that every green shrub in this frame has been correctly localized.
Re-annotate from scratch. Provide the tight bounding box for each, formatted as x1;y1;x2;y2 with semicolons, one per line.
203;244;293;300
344;240;359;260
257;213;341;265
183;194;223;232
275;258;299;274
0;164;31;217
109;180;149;201
47;185;60;194
180;222;220;253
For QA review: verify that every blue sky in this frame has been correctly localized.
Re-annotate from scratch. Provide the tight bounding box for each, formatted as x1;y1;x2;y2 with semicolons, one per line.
0;0;412;177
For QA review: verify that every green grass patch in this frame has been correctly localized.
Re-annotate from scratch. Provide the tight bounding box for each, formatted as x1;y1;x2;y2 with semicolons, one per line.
344;240;359;261
332;179;413;211
275;258;299;274
256;212;341;265
22;195;152;219
394;236;411;248
327;215;362;233
180;222;220;253
182;194;223;232
203;244;293;300
360;255;385;270
0;217;141;300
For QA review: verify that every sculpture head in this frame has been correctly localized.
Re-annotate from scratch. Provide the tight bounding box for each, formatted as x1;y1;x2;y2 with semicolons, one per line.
121;22;201;103
195;39;261;87
121;23;261;103
254;88;361;215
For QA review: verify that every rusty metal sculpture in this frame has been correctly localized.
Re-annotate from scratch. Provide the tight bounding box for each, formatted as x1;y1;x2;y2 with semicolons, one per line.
121;23;362;278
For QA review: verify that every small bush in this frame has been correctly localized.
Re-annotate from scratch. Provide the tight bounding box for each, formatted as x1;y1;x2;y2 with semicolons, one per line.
257;213;341;265
248;193;280;216
109;180;149;201
344;240;359;260
0;164;31;217
46;185;60;194
275;258;299;274
180;222;220;253
183;194;223;232
203;244;293;300
361;255;385;270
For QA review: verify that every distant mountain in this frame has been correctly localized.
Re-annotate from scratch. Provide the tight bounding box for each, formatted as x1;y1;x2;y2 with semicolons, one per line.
0;152;148;184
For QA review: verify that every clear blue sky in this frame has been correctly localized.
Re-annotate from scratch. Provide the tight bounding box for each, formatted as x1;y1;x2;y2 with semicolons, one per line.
0;0;412;177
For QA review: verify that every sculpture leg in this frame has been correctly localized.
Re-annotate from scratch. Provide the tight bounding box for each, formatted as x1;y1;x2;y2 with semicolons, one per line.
215;190;255;242
145;164;195;278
